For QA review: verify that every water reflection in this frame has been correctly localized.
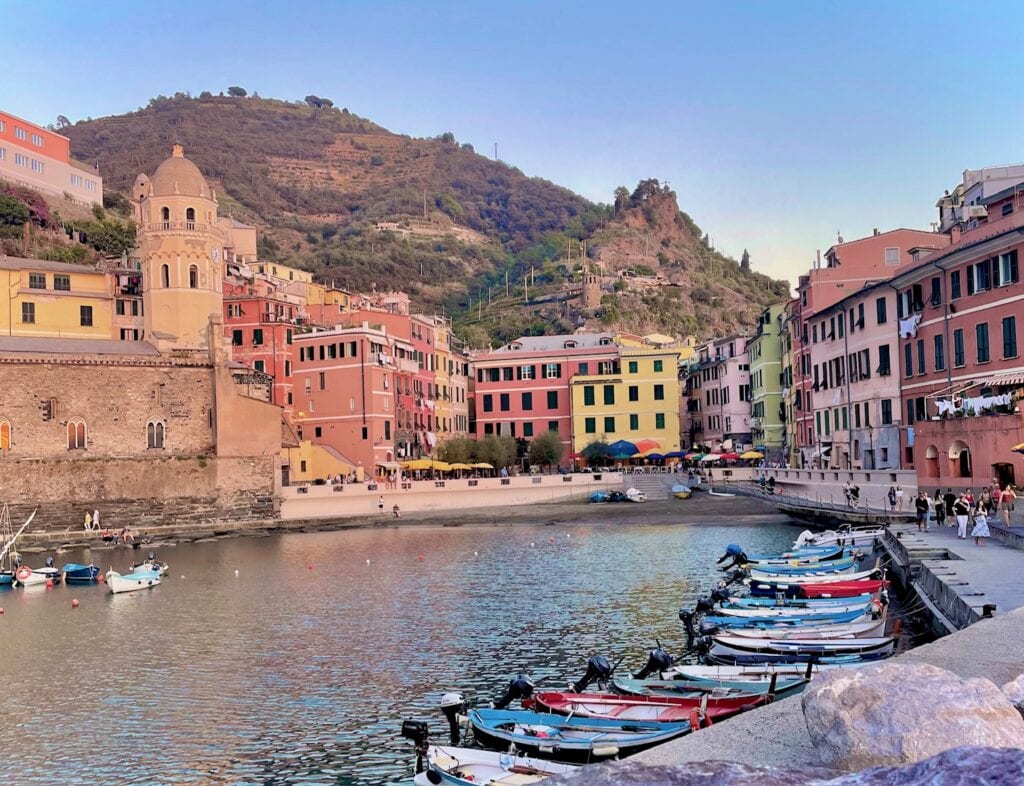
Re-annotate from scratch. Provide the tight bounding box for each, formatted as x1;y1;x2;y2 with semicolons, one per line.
0;520;795;784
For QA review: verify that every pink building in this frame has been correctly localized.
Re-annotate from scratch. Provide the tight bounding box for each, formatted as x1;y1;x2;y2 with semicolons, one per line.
471;334;620;461
791;229;949;466
892;184;1024;490
685;336;752;451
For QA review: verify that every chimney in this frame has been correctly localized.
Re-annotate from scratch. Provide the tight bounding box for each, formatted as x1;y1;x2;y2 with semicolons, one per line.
873;228;879;236
951;226;961;243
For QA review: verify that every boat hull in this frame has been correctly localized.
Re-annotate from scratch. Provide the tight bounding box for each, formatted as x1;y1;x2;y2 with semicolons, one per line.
106;569;161;594
414;745;577;786
62;564;100;583
749;579;889;598
711;634;895;660
610;676;804;700
747;567;878;584
726;619;887;640
534;690;765;722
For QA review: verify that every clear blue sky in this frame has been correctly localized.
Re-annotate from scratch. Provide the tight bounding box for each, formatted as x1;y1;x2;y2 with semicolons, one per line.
6;1;1024;285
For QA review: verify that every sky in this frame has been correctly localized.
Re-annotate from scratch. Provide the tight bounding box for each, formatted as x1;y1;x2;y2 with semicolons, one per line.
5;1;1024;286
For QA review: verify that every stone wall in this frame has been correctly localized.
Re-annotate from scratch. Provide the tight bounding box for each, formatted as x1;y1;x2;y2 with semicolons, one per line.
0;455;276;533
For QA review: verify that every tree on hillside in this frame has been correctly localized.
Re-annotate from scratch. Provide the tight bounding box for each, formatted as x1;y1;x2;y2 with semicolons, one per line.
305;95;334;109
227;86;248;97
630;178;662;206
741;249;751;272
613;186;630;214
55;115;71;130
0;194;30;228
528;430;564;470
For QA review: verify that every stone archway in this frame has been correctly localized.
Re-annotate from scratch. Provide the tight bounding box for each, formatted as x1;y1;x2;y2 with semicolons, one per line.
948;440;971;478
924;444;940;479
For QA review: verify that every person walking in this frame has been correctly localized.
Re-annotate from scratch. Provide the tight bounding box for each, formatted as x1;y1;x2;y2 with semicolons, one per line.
93;509;100;530
924;491;934;530
377;495;385;514
914;491;928;532
83;510;93;531
971;506;990;545
895;485;905;512
887;486;897;512
952;494;971;539
998;485;1017;527
943;489;957;526
934;490;946;528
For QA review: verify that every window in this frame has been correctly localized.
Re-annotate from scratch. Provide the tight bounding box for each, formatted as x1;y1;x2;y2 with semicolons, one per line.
30;132;42;146
0;418;10;450
547;421;559;433
523;422;534;437
547;391;558;409
950;271;961;300
147;421;165;449
285;361;291;377
583;386;595;406
578;362;589;375
655;413;666;429
585;417;596;434
953;328;965;367
48;273;71;293
518;365;535;380
967;261;991;294
603;385;615;405
653;359;663;372
628;360;638;374
916;339;925;375
876;297;887;324
318;371;325;390
934;334;945;371
482;394;493;412
653;384;665;400
80;305;93;327
521;392;533;411
629;413;639;430
976;323;990;363
189;265;198;288
15;127;26;140
499;393;510;412
884;247;900;265
252;329;264;346
1003;316;1018;358
628;385;639;402
603;416;615;433
903;344;913;377
28;273;46;289
185;207;196;228
67;418;87;450
21;302;34;324
30;159;44;173
161;264;170;288
543;363;561;379
996;251;1019;287
881;399;893;425
232;330;243;346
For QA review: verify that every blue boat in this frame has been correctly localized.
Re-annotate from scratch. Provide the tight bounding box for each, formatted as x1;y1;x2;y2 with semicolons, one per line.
62;563;100;583
748;555;857;575
700;607;870;628
468;707;689;761
589;491;609;503
721;593;874;610
0;572;12;588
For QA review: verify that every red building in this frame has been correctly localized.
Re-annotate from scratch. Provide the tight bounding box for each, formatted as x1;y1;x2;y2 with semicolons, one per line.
892;186;1024;490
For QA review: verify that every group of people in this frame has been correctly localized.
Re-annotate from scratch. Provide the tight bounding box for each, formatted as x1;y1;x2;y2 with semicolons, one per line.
911;485;1017;546
842;481;861;506
82;510;139;544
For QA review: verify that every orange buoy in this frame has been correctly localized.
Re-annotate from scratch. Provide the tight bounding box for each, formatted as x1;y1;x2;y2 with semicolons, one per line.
71;599;80;608
0;607;4;614
418;554;424;561
98;573;105;583
307;564;313;570
45;579;54;588
15;566;32;582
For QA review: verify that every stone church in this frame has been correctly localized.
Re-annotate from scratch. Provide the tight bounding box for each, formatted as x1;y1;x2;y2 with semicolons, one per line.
0;146;282;532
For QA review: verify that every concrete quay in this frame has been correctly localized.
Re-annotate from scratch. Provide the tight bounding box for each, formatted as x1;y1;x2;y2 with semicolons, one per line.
634;605;1024;772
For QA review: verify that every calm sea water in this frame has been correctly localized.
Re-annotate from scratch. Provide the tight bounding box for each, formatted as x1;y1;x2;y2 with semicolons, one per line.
0;519;796;785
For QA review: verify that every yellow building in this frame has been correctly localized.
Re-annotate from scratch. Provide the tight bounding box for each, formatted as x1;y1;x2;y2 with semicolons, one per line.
253;261;313;284
570;347;681;458
0;257;114;339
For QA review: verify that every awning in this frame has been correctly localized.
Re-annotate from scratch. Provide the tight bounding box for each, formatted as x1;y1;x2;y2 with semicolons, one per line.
811;447;832;458
986;371;1024;388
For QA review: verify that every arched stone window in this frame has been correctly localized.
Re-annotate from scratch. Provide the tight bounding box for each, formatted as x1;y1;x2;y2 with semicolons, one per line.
189;264;198;289
161;264;170;288
147;420;165;449
161;206;170;225
67;417;87;450
185;207;196;229
0;418;10;451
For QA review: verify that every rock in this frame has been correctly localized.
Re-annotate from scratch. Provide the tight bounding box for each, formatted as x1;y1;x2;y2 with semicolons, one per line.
1002;674;1024;718
801;662;1024;769
539;746;1024;785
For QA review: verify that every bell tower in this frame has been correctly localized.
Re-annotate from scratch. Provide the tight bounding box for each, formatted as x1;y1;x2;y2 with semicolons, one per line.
135;145;223;353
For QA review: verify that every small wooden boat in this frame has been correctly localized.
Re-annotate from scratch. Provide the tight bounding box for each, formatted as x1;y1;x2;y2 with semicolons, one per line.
794;526;885;548
746;567;879;585
668;663;863;682
532;690;765;722
610;676;805;699
747;555;857;576
62;563;100;583
624;488;647;503
714;599;874;618
468;708;689;760
671;484;692;499
106;568;161;594
710;635;895;661
412;745;577;786
726;619;887;640
748;578;889;598
589;491;609;503
746;546;851;565
130;555;169;576
14;564;61;587
720;593;874;609
747;544;846;561
701;607;871;628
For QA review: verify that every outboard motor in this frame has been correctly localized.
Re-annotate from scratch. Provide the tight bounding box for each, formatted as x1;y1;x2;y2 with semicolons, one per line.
679;608;697;643
571;655;613;693
439;692;465;744
633;647;674;679
400;719;430;775
694;596;715;616
493;674;535;709
693;635;713;657
148;551;156;561
698;620;720;637
710;587;731;605
45;556;54;568
722;568;747;587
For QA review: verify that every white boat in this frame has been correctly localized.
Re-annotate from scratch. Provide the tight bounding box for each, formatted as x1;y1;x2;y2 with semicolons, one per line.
666;663;865;681
747;567;878;584
106;569;161;594
130;556;169;576
624;488;647;503
726;619;887;640
15;565;61;587
715;600;874;618
794;526;885;549
0;506;36;588
710;635;895;660
413;745;577;785
708;489;736;497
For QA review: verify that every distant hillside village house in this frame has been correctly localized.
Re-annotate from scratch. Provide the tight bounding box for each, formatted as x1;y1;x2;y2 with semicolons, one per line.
0;110;102;204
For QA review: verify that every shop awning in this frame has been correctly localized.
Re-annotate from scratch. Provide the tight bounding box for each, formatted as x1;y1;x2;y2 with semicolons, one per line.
986;372;1024;388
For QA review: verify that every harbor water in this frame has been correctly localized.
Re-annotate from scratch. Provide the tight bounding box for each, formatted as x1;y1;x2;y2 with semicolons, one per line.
0;519;796;784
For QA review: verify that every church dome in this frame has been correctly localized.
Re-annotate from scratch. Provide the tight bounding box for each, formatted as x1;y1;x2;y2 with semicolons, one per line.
149;144;211;198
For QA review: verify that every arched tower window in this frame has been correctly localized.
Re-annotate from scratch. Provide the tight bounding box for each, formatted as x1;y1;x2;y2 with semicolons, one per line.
161;206;170;226
185;207;196;229
147;420;165;449
0;418;10;451
67;418;87;450
161;264;170;288
189;265;198;289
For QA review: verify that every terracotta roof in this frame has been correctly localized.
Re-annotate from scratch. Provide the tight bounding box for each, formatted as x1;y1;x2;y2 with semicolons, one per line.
0;336;159;356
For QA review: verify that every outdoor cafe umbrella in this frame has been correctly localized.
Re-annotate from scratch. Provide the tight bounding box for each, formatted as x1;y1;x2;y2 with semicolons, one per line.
633;438;661;454
719;452;741;461
472;462;494;469
430;460;452;472
448;462;474;470
740;450;764;460
608;439;638;460
664;451;687;459
401;459;433;471
700;453;722;462
646;452;666;461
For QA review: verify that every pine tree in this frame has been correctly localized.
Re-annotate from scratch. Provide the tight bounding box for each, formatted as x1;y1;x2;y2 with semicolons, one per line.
741;248;751;272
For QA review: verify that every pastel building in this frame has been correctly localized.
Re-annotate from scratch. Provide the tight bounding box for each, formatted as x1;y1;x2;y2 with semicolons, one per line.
790;228;949;466
0;257;114;340
0;110;102;204
892;180;1024;489
684;336;753;452
748;304;786;460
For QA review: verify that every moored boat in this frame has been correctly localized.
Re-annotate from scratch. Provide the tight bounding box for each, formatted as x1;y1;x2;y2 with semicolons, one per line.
725;618;887;640
130;553;169;576
412;744;577;786
719;592;875;609
747;566;875;583
710;634;895;661
699;607;871;628
624;488;647;503
14;561;62;587
610;676;805;699
62;563;100;583
746;555;857;576
668;663;864;682
748;578;889;598
589;491;609;503
532;690;766;722
468;707;689;760
671;484;692;499
106;568;161;594
794;526;885;549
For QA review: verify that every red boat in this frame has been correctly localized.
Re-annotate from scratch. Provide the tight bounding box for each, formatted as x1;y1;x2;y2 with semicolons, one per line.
528;691;765;723
797;579;889;598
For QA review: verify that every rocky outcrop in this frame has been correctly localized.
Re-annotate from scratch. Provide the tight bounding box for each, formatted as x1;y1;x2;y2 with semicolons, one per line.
801;663;1024;769
1002;674;1024;718
540;747;1024;785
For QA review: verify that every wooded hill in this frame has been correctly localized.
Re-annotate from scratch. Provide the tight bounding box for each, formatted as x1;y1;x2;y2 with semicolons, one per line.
65;92;789;344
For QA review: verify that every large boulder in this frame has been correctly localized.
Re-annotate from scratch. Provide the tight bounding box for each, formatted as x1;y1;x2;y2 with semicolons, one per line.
801;662;1024;769
539;747;1024;784
1003;674;1024;718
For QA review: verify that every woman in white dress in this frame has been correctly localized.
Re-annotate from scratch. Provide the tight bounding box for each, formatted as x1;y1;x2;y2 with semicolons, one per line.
971;509;990;546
